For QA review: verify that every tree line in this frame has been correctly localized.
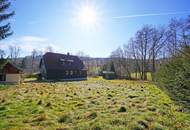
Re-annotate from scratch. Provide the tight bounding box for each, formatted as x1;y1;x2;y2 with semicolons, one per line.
0;45;54;74
108;16;190;81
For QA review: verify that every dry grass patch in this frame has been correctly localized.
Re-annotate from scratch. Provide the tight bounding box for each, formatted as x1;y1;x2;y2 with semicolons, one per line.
0;78;189;130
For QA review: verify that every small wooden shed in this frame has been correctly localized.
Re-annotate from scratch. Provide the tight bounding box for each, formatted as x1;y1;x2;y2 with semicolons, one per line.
102;71;116;80
0;59;22;83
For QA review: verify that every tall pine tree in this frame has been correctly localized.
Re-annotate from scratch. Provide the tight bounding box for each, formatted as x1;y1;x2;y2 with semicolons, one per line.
0;0;14;40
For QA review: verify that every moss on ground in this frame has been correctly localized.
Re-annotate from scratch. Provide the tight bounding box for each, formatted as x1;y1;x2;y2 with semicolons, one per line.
0;78;190;130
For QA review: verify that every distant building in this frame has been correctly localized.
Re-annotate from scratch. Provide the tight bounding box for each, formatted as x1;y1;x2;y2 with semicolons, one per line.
39;52;87;81
102;71;116;80
0;59;22;83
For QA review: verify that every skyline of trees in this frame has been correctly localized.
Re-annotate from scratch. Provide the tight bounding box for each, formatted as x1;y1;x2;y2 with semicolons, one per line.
0;11;189;78
109;16;190;81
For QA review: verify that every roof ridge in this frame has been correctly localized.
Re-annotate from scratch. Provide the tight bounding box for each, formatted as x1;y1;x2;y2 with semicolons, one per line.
44;52;77;57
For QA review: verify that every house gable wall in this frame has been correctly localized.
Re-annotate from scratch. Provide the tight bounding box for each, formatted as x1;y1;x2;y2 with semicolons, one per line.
5;74;21;83
40;58;47;79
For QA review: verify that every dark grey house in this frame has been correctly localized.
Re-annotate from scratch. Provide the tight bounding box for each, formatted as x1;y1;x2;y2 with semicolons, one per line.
39;52;87;81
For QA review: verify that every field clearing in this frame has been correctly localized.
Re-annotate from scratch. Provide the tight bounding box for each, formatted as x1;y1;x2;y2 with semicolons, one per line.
0;78;190;130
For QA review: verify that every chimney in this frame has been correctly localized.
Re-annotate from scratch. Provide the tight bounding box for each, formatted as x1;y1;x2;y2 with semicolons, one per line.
67;52;70;56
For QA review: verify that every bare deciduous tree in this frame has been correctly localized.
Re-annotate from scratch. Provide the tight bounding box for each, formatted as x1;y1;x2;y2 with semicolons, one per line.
135;25;154;80
0;49;5;58
9;45;21;63
31;49;42;73
45;46;54;53
110;47;124;78
150;27;168;81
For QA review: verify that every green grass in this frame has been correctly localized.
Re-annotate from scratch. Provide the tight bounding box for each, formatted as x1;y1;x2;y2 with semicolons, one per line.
131;72;152;81
0;84;11;90
0;77;190;130
24;77;37;82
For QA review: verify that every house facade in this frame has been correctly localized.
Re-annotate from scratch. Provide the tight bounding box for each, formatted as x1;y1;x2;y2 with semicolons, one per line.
0;59;22;83
39;52;87;81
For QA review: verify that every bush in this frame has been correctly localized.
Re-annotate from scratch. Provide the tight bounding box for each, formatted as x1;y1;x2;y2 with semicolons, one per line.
58;114;72;123
118;106;127;112
86;112;97;120
157;46;190;103
0;106;6;111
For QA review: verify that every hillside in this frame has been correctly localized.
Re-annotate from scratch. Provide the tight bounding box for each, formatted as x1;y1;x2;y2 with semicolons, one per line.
0;78;190;130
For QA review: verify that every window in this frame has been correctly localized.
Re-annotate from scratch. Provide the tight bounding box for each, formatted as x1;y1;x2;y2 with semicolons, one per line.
0;74;6;81
67;60;74;62
66;71;69;76
70;71;73;75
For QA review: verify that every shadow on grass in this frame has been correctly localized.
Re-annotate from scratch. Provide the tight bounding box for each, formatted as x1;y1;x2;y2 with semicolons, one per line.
24;78;87;83
156;83;190;113
171;96;190;113
0;84;16;91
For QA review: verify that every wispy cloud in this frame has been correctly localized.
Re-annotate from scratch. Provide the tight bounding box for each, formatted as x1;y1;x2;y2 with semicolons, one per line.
19;36;48;43
112;11;190;19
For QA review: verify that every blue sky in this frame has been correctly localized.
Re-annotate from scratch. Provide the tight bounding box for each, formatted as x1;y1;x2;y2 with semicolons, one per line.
1;0;190;57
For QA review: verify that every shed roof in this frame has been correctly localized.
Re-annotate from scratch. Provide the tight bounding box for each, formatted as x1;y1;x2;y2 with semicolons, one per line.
0;59;8;70
0;59;22;73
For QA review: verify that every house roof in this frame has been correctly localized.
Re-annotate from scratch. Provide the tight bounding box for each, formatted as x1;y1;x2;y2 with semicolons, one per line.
0;59;8;70
0;59;22;73
41;52;85;71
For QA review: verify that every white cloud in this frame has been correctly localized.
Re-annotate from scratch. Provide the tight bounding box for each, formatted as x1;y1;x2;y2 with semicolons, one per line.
112;11;190;19
19;36;48;43
0;36;59;56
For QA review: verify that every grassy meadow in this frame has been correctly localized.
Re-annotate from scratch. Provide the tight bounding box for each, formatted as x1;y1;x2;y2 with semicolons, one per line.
0;78;190;130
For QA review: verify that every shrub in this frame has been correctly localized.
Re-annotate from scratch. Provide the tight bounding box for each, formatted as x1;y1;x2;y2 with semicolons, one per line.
137;120;149;129
0;106;6;111
86;112;97;120
131;125;144;130
37;100;42;105
58;114;72;123
46;102;51;107
147;106;157;112
118;106;127;112
157;47;190;103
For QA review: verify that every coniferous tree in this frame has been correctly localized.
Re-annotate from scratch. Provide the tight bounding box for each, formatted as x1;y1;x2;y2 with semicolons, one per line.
0;0;14;40
20;57;27;69
110;61;115;72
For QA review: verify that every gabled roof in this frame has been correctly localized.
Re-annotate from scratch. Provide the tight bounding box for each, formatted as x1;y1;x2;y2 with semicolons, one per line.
0;59;22;73
0;59;8;70
41;52;85;71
